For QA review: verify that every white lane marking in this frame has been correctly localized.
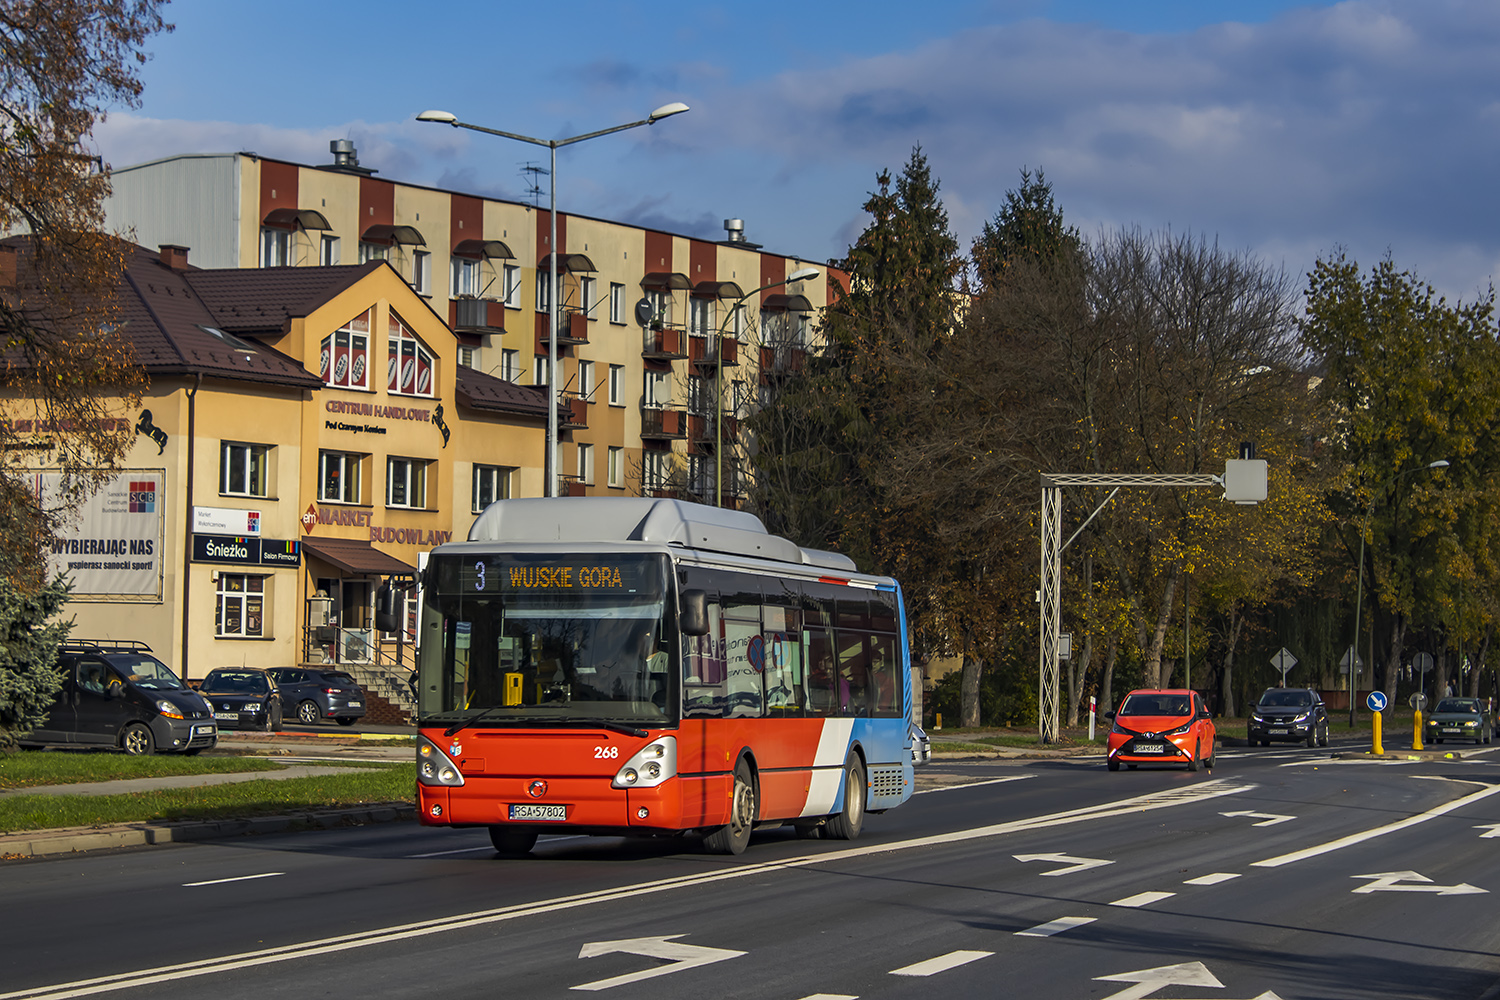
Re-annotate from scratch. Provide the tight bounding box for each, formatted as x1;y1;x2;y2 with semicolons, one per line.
797;995;857;1000
1016;916;1096;937
1013;852;1113;876
890;951;992;976
572;935;744;991
0;779;1251;1000
1253;781;1500;868
1110;891;1176;908
914;775;1036;795
1278;758;1420;766
1220;809;1295;827
1184;872;1241;886
181;873;283;887
1474;823;1500;838
405;835;589;858
1096;961;1223;1000
1351;871;1487;896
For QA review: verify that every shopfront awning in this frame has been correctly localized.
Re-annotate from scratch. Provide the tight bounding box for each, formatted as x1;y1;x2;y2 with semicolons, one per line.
300;536;416;577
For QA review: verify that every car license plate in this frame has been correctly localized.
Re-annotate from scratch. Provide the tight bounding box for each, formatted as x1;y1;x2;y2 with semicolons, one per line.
1442;728;1461;734
1132;744;1165;754
193;724;216;736
1269;728;1287;735
509;804;566;821
214;711;239;721
348;701;361;708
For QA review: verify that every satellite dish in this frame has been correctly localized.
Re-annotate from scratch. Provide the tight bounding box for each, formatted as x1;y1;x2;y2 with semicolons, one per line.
634;299;655;328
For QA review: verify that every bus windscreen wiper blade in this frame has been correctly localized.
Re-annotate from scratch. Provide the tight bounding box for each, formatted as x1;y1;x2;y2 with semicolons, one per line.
443;706;522;737
558;717;649;738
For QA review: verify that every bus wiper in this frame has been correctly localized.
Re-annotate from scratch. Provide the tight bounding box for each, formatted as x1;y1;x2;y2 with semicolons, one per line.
443;706;524;738
559;717;649;738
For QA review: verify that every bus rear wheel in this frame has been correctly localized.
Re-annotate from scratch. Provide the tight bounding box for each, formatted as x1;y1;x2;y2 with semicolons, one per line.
824;753;866;841
705;758;756;855
488;826;538;857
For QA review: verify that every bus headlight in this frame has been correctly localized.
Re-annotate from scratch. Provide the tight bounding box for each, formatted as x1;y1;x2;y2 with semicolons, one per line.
417;736;465;786
613;737;677;789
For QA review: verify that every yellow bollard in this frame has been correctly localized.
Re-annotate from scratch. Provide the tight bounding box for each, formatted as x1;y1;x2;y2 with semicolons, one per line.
935;712;942;730
1412;708;1423;750
1372;710;1383;755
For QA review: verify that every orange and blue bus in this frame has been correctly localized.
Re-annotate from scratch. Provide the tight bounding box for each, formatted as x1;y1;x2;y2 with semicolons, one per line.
414;497;920;855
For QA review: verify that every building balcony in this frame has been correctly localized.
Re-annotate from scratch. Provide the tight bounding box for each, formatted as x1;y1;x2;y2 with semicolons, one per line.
560;396;588;430
689;333;738;370
451;297;505;333
687;413;736;451
642;326;688;360
535;309;588;351
759;343;807;379
562;479;588;497
640;407;687;440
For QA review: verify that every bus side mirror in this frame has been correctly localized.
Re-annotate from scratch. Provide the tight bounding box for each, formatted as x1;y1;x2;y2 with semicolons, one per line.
680;590;709;636
375;584;400;633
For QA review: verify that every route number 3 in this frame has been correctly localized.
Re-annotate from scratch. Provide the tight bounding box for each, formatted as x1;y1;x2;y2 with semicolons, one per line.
594;746;619;759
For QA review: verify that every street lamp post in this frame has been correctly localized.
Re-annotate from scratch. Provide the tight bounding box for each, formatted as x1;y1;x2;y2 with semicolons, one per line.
417;102;689;497
1348;458;1449;726
714;267;818;507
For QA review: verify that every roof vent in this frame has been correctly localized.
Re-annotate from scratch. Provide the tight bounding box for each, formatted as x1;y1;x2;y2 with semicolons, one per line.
330;139;359;169
723;219;745;243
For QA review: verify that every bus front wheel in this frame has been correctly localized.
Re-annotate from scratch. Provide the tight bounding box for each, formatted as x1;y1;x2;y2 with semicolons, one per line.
705;758;757;855
824;753;865;841
488;826;538;857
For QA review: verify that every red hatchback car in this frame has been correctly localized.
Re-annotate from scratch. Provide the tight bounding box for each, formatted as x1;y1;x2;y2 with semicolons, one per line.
1106;689;1216;772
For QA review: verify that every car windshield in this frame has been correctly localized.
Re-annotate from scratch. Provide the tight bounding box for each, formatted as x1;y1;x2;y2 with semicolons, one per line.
111;655;186;691
1120;693;1191;716
1259;690;1313;708
1435;699;1478;714
201;671;269;695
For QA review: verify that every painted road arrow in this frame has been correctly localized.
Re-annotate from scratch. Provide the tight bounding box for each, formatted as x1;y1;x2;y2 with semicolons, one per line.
1220;809;1295;827
1474;823;1500;839
572;935;746;991
1013;852;1115;876
1096;961;1284;1000
1351;871;1488;895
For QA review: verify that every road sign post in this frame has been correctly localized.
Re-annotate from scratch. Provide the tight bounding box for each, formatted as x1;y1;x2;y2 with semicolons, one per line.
1410;690;1427;750
1367;690;1387;755
1270;647;1298;686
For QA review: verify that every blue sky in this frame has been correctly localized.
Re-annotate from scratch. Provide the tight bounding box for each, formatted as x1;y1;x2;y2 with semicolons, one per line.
95;1;1500;302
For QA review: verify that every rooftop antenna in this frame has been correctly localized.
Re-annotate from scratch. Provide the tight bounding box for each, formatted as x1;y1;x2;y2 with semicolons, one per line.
521;161;549;208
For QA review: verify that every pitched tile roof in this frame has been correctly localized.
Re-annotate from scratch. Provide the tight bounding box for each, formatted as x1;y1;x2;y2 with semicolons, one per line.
454;365;550;419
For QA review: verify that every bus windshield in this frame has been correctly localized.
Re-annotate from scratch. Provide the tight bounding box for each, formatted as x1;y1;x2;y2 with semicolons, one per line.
417;552;674;727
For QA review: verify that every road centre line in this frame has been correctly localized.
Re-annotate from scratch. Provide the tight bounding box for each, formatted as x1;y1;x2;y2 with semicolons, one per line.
914;775;1036;795
890;950;992;976
1016;916;1096;937
181;873;283;887
1110;891;1176;908
1252;781;1500;868
1;780;1251;1000
1184;873;1240;886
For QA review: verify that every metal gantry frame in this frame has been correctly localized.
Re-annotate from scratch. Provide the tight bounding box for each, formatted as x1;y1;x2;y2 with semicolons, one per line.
1038;473;1224;743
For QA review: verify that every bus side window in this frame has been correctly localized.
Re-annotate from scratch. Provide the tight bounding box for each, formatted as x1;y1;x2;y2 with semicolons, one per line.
868;633;900;717
684;590;726;717
805;628;837;717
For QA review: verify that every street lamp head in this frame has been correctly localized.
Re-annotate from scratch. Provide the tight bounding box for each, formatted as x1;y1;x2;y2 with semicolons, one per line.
788;267;820;283
1428;459;1450;469
416;110;458;124
647;102;690;123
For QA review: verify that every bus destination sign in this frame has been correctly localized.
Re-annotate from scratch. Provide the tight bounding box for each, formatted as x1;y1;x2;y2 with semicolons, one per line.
451;556;657;595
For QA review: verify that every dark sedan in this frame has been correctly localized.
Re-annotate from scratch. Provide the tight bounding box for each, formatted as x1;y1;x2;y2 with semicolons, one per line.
199;668;284;732
267;667;366;726
1247;687;1328;747
1425;698;1493;744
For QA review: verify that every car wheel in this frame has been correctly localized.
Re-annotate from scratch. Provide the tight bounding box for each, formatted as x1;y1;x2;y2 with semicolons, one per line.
336;717;357;726
824;753;866;842
298;700;321;725
271;703;284;732
488;826;538;857
1107;757;1120;772
1305;726;1316;748
1188;740;1201;771
1205;742;1216;770
120;722;154;756
1319;722;1330;748
705;757;757;855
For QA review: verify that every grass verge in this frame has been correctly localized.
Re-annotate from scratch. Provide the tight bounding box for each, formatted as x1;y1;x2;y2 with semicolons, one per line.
0;753;285;790
0;765;416;833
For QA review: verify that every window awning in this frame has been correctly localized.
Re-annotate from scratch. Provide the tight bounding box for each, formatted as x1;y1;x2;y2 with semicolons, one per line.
453;238;515;260
693;280;744;299
762;293;814;312
641;272;691;291
263;208;332;231
362;224;426;247
300;536;416;577
537;252;597;273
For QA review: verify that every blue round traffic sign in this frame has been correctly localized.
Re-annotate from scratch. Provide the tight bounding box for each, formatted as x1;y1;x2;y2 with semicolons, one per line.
1366;691;1388;712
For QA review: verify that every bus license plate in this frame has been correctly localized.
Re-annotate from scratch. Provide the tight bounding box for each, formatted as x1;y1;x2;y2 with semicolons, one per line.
509;804;567;821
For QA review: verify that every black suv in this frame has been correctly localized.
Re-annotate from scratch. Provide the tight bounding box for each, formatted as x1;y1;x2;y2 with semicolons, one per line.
198;667;284;731
1247;687;1329;747
23;640;217;755
266;667;367;726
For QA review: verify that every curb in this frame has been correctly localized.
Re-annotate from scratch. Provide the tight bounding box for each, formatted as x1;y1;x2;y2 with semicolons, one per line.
0;802;417;860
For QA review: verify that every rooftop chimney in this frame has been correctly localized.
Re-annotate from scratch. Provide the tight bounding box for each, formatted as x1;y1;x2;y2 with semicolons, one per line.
724;219;745;243
330;139;359;169
159;245;190;270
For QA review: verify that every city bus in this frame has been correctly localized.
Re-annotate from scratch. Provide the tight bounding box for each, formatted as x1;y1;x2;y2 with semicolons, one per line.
414;497;919;855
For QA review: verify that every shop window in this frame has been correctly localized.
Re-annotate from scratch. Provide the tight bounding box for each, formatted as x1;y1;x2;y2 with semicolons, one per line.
386;457;429;509
472;465;513;512
216;575;266;638
220;442;270;497
319;450;363;504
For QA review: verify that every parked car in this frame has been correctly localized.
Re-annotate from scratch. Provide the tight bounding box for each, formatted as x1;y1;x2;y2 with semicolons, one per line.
1424;698;1494;745
1106;689;1216;772
198;667;284;731
1247;687;1329;747
266;667;366;726
21;640;217;755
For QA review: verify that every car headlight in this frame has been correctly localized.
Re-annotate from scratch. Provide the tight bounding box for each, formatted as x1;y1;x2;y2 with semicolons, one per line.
612;737;677;789
1462;720;1479;728
1250;713;1265;723
416;736;465;786
155;699;184;720
244;702;260;712
1292;712;1311;723
1164;722;1194;736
